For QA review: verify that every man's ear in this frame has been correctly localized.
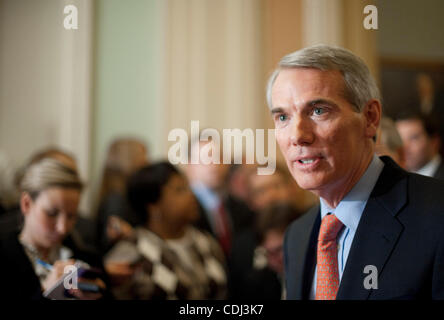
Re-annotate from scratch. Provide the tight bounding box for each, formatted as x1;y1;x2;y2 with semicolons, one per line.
363;99;382;139
431;134;441;154
20;192;33;217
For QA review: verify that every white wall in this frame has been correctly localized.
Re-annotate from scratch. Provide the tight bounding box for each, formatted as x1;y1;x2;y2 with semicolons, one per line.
0;0;93;213
163;0;265;153
91;0;164;212
0;0;63;167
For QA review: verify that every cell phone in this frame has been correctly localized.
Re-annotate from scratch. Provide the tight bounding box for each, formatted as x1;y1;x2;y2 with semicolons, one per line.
77;281;101;293
76;267;104;294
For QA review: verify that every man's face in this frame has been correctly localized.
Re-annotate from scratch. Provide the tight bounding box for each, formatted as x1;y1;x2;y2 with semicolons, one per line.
187;141;229;191
271;68;376;199
248;172;289;211
396;119;435;171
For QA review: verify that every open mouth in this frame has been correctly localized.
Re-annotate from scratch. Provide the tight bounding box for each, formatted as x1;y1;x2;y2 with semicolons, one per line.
294;156;322;169
298;159;316;164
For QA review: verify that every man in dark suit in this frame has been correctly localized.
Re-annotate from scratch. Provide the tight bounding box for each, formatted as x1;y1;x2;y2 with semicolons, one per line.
184;140;254;257
266;44;444;300
395;113;444;181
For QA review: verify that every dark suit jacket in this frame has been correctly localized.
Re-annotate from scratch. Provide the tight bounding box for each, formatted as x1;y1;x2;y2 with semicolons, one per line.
194;193;255;240
0;232;46;299
433;159;444;181
239;267;282;300
284;156;444;300
226;227;258;299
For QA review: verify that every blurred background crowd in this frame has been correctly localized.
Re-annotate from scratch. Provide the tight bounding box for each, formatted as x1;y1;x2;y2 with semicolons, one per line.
1;0;444;299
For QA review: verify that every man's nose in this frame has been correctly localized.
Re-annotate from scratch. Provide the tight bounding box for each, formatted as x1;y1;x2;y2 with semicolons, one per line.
290;117;314;146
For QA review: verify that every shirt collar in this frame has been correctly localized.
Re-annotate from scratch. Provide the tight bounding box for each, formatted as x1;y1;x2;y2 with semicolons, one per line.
320;154;385;232
415;154;442;177
191;182;221;211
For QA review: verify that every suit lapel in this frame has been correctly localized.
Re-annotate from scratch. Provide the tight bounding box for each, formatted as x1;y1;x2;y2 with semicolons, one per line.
433;161;444;180
336;157;408;300
287;205;320;299
301;209;321;299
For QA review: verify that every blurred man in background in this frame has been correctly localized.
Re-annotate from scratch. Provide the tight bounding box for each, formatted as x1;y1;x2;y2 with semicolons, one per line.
245;164;291;213
236;203;302;300
184;139;254;257
396;113;444;180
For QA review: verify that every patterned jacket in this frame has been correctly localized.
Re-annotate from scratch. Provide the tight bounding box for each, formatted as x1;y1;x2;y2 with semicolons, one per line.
106;226;227;300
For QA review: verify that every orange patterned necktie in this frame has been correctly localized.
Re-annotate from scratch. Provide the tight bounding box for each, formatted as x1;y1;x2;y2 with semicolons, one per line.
315;213;344;300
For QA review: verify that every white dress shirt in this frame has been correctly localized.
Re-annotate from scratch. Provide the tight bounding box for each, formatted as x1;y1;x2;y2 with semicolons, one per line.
309;154;384;299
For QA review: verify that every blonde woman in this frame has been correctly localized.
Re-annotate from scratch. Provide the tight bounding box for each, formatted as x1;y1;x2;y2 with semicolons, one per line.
0;158;105;299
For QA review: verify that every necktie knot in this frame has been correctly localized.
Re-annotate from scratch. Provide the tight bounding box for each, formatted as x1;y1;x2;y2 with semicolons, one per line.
318;214;343;242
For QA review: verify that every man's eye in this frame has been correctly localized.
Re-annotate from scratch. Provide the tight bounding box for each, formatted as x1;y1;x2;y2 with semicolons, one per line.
313;107;325;115
45;210;58;217
278;114;288;122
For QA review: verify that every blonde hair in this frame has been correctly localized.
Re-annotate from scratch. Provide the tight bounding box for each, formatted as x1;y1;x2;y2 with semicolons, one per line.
20;158;83;199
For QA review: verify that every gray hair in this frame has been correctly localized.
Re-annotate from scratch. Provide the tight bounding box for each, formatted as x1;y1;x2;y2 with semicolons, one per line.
20;158;83;199
378;117;403;152
266;44;380;112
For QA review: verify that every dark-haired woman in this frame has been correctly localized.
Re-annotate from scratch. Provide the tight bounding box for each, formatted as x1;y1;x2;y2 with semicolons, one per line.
104;162;227;299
